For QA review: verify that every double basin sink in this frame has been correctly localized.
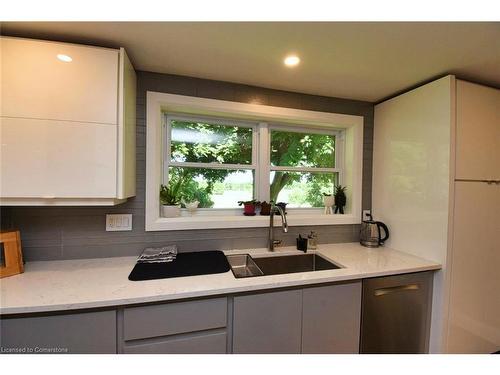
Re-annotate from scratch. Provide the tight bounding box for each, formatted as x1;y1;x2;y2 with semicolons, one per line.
226;252;341;278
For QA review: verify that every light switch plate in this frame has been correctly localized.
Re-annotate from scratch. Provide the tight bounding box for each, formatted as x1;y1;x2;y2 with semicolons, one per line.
106;214;132;231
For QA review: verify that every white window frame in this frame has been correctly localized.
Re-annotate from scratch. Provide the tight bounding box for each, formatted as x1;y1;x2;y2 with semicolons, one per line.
164;113;259;214
266;124;344;213
146;92;364;231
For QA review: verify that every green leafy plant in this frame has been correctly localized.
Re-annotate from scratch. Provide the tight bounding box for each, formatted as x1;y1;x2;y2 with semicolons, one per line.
160;183;182;206
334;185;347;214
238;199;260;206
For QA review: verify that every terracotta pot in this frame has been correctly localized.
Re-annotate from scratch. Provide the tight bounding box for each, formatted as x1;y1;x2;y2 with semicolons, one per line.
260;201;271;215
243;203;257;216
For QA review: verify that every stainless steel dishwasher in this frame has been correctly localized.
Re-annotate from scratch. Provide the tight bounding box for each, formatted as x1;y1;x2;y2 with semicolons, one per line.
360;271;434;353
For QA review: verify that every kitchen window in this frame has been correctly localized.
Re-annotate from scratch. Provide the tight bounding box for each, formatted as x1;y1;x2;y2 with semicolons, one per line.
163;116;343;211
165;115;257;209
146;92;363;231
269;127;342;208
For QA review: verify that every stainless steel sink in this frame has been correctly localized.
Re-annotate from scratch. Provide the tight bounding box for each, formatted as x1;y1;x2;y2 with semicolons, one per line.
226;253;341;278
226;254;264;278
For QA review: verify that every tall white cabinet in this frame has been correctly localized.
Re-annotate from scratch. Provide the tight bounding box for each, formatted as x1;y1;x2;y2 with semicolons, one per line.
373;75;500;353
0;37;136;205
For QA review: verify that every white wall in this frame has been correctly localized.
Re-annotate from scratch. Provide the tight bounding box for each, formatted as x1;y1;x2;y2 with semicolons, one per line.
372;76;454;353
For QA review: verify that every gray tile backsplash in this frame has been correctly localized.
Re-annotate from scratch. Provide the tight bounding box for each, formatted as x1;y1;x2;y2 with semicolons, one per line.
0;72;373;261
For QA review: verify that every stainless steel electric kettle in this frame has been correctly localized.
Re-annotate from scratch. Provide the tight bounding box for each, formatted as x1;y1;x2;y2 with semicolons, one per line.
360;213;389;248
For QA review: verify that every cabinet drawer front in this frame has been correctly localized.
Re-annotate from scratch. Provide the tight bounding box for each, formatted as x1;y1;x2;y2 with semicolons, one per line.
302;282;362;354
1;37;118;125
0;311;116;354
0;117;117;198
123;298;227;341
124;331;227;354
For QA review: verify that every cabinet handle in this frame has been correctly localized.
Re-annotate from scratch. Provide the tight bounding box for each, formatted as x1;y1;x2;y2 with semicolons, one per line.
374;284;419;296
456;179;500;184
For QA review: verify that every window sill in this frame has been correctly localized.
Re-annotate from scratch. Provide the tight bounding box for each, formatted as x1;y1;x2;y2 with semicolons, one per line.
146;213;360;231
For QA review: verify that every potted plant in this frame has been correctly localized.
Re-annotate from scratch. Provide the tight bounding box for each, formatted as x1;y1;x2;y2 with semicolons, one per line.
260;201;272;216
322;193;335;215
334;185;347;214
238;199;260;216
183;200;200;215
276;202;288;213
160;184;182;218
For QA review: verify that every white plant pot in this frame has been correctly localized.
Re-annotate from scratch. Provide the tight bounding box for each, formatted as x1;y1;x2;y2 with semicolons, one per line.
161;204;181;218
323;195;335;215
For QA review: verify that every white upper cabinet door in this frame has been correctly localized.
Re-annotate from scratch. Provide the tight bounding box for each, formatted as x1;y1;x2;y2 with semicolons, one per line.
1;37;119;125
456;80;500;181
0;117;117;198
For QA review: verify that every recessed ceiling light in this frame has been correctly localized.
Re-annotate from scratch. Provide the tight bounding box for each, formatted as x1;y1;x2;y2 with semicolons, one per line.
57;54;72;62
284;55;300;67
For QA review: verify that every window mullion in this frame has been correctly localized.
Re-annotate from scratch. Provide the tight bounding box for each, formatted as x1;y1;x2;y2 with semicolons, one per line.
164;115;172;185
168;162;256;170
336;130;345;186
269;166;340;173
258;122;270;202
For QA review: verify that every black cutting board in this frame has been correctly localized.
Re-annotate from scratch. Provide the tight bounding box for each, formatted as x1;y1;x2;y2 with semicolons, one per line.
128;250;230;281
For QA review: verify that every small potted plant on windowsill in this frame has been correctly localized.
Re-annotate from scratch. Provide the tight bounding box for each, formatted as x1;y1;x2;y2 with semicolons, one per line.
238;199;260;216
259;201;272;216
322;192;335;215
276;202;288;213
334;185;347;214
160;184;182;218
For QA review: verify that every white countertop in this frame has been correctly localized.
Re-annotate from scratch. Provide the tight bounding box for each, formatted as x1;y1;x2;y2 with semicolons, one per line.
0;243;441;315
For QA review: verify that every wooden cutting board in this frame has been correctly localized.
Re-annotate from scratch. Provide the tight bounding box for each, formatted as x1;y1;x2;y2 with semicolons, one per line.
0;230;24;278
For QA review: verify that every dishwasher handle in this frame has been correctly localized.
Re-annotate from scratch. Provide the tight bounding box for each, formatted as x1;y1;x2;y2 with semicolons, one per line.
374;284;419;296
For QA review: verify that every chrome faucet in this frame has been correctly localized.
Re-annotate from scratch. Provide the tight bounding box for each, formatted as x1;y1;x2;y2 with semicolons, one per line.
269;203;288;251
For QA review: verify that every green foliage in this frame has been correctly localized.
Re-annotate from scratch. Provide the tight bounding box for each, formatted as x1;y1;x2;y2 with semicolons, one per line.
159;183;181;206
167;120;337;208
270;131;336;203
305;175;336;207
270;130;335;168
171;120;253;165
168;167;214;208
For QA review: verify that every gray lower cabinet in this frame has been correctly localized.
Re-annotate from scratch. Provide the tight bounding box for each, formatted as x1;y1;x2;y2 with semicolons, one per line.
232;282;362;354
121;297;228;354
0;310;116;354
232;289;303;354
302;282;362;353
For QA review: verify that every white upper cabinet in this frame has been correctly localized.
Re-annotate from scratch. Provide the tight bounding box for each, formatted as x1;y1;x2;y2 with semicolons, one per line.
456;80;500;181
0;37;136;205
1;117;117;199
1;37;119;124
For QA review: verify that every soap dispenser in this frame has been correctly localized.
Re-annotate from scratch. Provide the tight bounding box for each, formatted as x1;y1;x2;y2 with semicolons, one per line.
307;231;318;250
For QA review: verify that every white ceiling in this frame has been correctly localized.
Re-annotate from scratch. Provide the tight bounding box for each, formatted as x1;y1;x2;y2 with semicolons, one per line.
2;22;499;102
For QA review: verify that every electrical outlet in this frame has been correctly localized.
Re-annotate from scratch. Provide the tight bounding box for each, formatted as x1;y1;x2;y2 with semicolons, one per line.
362;210;371;220
106;214;132;231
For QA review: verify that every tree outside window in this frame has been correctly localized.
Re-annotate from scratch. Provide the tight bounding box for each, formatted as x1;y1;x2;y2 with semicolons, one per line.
165;117;339;208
